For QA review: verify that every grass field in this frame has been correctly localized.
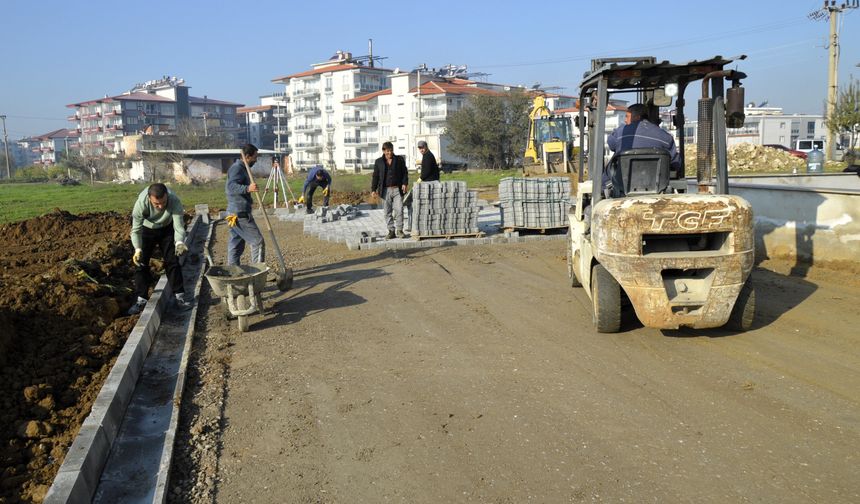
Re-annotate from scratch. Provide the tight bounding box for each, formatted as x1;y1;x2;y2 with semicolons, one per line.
0;170;521;224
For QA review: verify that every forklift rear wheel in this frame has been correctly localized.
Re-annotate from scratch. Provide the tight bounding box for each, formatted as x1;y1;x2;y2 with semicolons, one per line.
726;277;755;331
592;264;621;333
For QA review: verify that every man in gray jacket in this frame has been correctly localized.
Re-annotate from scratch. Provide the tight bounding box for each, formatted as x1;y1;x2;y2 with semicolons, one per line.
128;183;192;315
225;143;265;265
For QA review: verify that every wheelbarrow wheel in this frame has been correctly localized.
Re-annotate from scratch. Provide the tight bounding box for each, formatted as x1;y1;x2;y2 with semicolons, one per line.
236;295;250;332
221;297;236;320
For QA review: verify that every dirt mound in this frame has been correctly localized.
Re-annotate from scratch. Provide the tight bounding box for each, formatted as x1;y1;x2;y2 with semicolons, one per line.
330;191;369;206
684;144;805;174
0;210;146;503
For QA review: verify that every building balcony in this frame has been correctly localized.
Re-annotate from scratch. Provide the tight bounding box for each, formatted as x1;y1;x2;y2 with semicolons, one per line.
273;109;290;118
274;127;289;135
68;142;81;149
421;109;447;118
324;106;334;113
325;123;335;130
83;112;102;119
344;136;378;145
104;108;122;116
40;146;54;152
324;86;333;93
344;115;378;124
294;142;320;148
67;114;80;121
294;124;321;132
294;106;320;115
292;88;320;98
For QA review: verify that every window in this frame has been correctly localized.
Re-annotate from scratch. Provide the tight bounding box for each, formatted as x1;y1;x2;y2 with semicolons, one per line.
381;104;390;115
807;121;815;136
381;125;389;137
780;122;785;129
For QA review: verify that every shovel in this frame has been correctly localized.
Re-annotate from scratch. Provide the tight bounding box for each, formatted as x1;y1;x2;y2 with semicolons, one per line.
241;153;294;292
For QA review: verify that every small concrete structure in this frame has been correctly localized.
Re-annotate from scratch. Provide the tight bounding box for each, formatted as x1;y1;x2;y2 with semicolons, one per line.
129;148;279;183
688;174;860;268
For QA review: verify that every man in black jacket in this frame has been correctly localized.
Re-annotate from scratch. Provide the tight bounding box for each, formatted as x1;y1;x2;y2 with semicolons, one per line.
372;141;409;239
417;140;440;182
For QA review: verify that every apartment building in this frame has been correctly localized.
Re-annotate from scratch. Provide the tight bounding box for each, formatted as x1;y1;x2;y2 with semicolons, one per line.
18;128;79;165
679;105;825;148
271;50;393;170
67;76;242;156
237;104;277;150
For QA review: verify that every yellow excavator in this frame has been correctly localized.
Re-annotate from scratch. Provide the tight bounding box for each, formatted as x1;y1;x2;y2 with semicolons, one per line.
523;95;574;175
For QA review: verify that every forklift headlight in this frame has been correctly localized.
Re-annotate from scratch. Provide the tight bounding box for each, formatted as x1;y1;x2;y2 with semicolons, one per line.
664;83;679;98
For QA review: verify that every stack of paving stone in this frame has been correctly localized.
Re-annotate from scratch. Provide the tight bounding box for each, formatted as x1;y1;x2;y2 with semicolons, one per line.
410;181;480;236
499;177;571;229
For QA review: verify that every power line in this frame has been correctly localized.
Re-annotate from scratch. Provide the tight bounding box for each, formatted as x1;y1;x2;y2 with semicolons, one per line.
472;16;810;70
3;114;69;121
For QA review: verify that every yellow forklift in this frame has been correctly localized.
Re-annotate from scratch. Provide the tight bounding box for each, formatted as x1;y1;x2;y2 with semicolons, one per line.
566;56;755;332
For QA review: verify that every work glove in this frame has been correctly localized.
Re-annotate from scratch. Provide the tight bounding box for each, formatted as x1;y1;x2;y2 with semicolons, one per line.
226;214;238;227
175;242;188;256
298;195;305;204
322;187;329;197
132;249;142;266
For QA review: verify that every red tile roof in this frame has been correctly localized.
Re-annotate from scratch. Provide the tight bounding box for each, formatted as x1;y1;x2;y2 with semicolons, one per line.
189;96;244;107
342;89;392;104
31;128;77;140
113;92;175;103
68;92;174;107
272;63;392;82
412;81;503;96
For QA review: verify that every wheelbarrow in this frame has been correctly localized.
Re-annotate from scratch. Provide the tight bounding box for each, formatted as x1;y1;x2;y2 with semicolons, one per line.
205;263;269;332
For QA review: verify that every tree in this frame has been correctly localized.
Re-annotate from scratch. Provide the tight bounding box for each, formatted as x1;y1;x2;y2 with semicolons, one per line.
444;90;531;169
826;77;860;149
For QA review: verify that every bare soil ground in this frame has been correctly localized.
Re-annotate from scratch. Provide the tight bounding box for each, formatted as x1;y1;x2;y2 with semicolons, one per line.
0;210;142;504
175;218;860;503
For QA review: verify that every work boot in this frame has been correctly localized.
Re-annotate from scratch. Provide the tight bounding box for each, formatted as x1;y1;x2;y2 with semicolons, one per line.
396;229;407;239
386;230;396;239
305;207;314;214
174;292;193;311
127;296;147;315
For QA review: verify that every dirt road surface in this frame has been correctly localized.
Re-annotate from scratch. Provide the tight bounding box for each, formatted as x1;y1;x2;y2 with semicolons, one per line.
173;219;860;504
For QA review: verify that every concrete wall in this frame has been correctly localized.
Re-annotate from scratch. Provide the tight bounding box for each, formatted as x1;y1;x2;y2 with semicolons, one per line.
688;174;860;268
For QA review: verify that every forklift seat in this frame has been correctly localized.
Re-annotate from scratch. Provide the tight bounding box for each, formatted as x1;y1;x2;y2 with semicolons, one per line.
603;148;671;198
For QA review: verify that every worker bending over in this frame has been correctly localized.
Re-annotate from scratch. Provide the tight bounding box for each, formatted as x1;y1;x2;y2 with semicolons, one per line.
299;165;332;214
128;183;192;315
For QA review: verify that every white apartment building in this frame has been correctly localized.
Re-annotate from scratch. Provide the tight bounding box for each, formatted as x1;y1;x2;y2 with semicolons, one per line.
67;76;243;156
18;128;79;165
680;105;825;148
270;51;392;170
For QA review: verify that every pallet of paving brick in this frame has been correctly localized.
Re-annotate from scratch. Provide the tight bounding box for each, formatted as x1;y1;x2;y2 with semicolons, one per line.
411;231;486;240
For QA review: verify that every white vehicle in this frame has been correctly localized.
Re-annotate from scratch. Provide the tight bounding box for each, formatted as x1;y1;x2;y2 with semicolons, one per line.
796;139;845;161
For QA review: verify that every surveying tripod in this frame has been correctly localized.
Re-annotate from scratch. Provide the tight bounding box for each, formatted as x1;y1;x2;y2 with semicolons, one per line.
261;159;295;209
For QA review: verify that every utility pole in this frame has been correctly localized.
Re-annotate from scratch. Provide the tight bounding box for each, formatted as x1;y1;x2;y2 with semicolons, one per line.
1;114;10;179
810;0;859;161
202;112;209;136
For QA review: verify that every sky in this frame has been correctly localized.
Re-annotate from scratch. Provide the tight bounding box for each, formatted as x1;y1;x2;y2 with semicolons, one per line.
2;0;859;139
